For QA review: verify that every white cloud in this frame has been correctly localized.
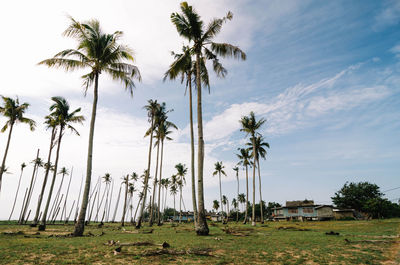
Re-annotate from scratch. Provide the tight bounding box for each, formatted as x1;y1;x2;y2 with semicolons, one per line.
373;0;400;31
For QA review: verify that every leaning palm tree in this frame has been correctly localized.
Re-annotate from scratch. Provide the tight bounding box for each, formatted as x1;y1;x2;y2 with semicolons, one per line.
136;100;161;228
9;163;27;220
240;111;266;226
39;17;141;236
33;115;58;226
247;135;270;224
39;97;84;231
171;2;246;235
0;96;35;192
213;161;226;218
237;148;251;224
175;163;187;224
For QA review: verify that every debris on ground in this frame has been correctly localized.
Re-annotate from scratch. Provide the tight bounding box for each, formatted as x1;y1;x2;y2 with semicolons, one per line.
326;231;340;235
277;226;310;231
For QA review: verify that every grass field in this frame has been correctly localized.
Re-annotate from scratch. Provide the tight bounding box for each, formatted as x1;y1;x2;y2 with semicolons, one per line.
0;219;399;264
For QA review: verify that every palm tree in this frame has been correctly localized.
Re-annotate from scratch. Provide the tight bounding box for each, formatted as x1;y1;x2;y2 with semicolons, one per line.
156;117;177;225
33;115;58;226
237;148;251;224
238;193;246;213
232;166;239;220
161;178;170;220
101;173;112;223
164;46;209;226
39;17;141;236
0;96;35;191
49;167;69;222
213;200;219;213
171;2;246;235
9;162;26;220
222;195;229;222
175;163;187;224
213;161;226;218
170;175;178;221
240;111;266;226
121;174;129;226
39;97;84;231
247;135;269;224
127;183;136;223
232;198;239;222
136;100;160;228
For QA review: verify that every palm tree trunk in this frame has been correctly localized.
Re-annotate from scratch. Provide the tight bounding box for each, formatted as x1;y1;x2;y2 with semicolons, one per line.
257;159;264;224
112;184;122;222
39;127;63;231
61;168;73;222
173;194;176;222
136;116;155;228
20;149;40;224
33;127;56;225
101;183;109;223
219;173;223;220
18;188;28;223
251;135;256;226
121;181;128;226
106;180;114;222
157;139;165;225
243;165;249;224
9;166;25;220
179;185;182;223
149;140;161;226
49;172;66;221
74;176;83;223
133;195;142;224
236;172;239;222
0;122;14;192
195;52;209;235
188;76;198;226
74;73;99;236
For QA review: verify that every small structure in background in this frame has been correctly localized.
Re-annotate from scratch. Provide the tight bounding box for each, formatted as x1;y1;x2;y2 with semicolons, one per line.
333;208;355;219
272;200;345;221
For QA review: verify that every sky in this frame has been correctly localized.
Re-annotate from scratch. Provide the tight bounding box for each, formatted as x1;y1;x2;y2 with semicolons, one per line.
0;0;399;220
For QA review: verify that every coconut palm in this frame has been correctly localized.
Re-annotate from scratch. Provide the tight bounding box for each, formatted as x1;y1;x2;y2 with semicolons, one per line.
101;173;112;223
170;175;178;221
9;162;27;220
33;115;58;226
232;198;239;222
156;117;177;225
232;166;239;220
162;178;170;219
238;193;246;213
39;17;141;236
0;96;35;191
121;174;129;226
164;46;210;226
171;2;246;235
240;111;266;226
136;100;160;228
247;135;270;224
222;195;229;222
39;97;84;231
237;148;251;224
213;161;226;218
175;163;187;223
127;183;136;223
49;167;69;222
213;200;219;212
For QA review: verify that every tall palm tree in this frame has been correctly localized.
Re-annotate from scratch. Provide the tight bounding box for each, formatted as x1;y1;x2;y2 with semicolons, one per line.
33;115;58;226
171;2;246;235
156;117;177;225
0;96;35;191
247;135;269;224
9;162;26;220
121;174;129;226
222;195;229;222
175;163;187;224
240;111;266;226
232;166;239;219
170;177;178;222
238;193;246;213
162;178;170;220
39;97;84;231
237;148;251;224
164;46;209;226
101;173;112;223
136;100;160;228
213;200;219;213
39;17;141;236
213;161;226;218
232;198;239;222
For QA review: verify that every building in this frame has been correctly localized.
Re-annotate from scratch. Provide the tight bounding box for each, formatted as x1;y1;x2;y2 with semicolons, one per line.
333;209;355;219
273;200;334;221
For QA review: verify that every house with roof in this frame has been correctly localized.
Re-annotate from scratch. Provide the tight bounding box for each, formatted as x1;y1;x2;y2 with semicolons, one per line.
273;200;334;221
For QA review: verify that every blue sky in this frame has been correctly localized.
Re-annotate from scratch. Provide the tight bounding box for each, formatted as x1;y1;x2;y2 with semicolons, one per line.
0;0;399;219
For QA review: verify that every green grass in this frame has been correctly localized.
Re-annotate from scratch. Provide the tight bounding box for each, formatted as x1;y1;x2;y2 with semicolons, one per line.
0;219;399;264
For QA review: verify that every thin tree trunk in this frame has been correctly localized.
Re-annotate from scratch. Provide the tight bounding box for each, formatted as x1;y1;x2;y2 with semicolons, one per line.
20;149;40;224
179;185;182;223
101;183;109;223
219;173;223;220
9;166;25;220
52;194;64;223
0;122;14;192
136;116;154;228
49;172;66;222
121;179;128;226
257;159;264;224
61;168;73;222
173;194;176;222
133;195;142;224
88;189;98;223
74;73;99;236
243;165;249;224
251;134;256;226
95;182;106;222
188;76;198;226
195;52;209;235
18;188;28;223
106;179;114;222
112;184;122;222
236;171;239;222
33;127;56;225
74;176;83;223
66;200;75;223
157;139;165;225
149;140;160;226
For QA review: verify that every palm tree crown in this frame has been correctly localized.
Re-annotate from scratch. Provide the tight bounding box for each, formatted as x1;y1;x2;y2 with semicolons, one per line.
0;96;36;132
